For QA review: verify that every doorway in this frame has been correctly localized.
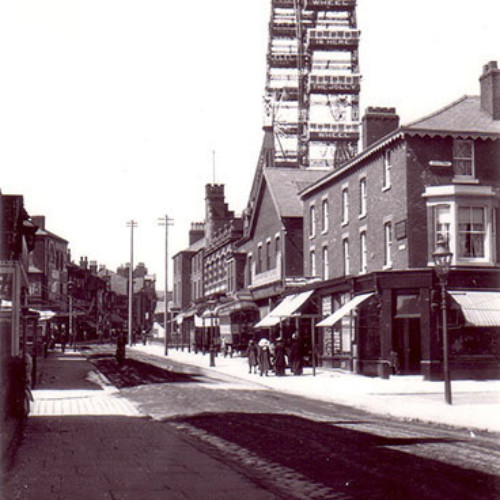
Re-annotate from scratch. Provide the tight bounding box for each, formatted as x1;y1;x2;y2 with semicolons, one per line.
393;318;421;374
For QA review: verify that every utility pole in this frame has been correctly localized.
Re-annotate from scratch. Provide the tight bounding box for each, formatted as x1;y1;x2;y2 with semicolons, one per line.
126;220;137;347
158;214;174;355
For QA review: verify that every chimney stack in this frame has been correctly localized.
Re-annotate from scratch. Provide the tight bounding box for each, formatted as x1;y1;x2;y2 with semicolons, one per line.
189;222;205;245
362;107;400;150
479;60;500;120
31;215;46;230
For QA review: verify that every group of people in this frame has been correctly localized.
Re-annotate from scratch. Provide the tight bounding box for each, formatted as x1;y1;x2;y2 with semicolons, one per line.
246;333;303;377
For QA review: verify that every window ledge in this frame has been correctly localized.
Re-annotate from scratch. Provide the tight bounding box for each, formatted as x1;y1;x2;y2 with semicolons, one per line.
382;264;393;270
382;185;391;192
358;213;367;220
321;229;328;235
452;177;479;184
341;221;349;228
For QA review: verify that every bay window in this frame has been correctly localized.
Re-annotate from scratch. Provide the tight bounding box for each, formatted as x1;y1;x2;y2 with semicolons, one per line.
425;184;496;265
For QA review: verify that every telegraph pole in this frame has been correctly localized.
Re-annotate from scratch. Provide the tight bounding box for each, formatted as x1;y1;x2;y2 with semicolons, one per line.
126;220;137;347
158;214;174;355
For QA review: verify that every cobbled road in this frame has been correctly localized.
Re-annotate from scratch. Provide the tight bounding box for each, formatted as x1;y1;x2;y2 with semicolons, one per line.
89;347;500;500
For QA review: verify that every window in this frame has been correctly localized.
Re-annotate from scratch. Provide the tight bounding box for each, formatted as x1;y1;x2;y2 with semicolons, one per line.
309;204;316;237
384;222;392;267
266;241;271;270
322;246;329;280
321;199;329;233
383;150;391;189
342;188;349;224
257;246;262;274
342;238;350;275
360;231;367;274
435;205;451;246
275;236;280;268
310;249;316;277
247;255;253;285
453;139;474;178
359;178;367;216
458;206;485;258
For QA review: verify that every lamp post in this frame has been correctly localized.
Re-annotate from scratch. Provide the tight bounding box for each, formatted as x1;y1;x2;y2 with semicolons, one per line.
432;235;453;405
68;281;74;351
126;220;138;347
158;214;174;356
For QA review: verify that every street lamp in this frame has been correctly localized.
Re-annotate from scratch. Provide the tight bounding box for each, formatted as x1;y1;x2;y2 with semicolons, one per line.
432;235;453;405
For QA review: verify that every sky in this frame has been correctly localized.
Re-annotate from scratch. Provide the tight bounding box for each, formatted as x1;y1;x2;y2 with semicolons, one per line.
1;0;499;288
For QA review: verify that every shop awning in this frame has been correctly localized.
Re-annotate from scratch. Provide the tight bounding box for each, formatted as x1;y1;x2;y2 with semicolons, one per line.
255;289;314;328
316;292;374;328
449;291;500;327
215;299;258;317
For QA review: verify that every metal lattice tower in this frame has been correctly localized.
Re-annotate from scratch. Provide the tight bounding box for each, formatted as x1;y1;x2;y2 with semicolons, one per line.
264;0;360;169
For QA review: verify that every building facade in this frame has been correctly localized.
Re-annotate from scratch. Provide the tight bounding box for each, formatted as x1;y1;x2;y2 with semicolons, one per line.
300;61;500;379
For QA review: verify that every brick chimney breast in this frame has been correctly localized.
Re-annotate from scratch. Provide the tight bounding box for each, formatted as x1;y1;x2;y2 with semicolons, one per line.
362;107;400;150
479;60;500;120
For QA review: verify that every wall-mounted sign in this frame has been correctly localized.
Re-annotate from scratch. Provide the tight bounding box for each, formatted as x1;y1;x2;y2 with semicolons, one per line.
395;220;407;240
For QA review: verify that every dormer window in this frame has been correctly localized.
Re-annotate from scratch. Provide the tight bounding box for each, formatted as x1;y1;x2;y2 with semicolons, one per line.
453;139;475;178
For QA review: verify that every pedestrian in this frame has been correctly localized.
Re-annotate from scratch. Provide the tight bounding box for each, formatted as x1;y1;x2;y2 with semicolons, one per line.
258;344;272;377
290;332;303;375
389;350;400;375
246;340;258;374
142;329;147;345
116;331;126;366
274;338;286;376
60;330;68;353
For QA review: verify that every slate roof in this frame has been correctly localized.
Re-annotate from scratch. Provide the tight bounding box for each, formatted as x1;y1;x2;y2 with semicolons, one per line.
405;95;500;137
265;168;329;217
301;94;500;198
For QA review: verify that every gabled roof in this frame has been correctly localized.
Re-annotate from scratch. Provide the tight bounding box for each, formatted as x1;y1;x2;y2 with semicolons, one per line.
265;168;328;218
35;227;68;244
405;95;500;137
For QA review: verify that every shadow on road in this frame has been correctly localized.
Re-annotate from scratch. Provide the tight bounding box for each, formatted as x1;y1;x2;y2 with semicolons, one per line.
172;412;498;500
88;354;202;388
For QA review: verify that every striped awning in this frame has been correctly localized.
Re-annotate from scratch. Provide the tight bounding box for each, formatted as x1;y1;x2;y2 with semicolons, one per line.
449;291;500;327
255;290;314;328
316;292;374;328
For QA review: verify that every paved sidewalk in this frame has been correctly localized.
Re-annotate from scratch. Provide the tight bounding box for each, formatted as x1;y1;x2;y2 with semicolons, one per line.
3;350;279;500
30;351;140;417
131;343;500;434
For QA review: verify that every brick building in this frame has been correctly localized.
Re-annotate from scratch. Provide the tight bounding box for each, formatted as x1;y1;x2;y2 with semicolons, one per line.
28;216;69;315
299;61;500;379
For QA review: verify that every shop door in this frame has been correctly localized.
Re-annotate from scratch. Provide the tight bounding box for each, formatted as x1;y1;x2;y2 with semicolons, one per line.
393;318;421;374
